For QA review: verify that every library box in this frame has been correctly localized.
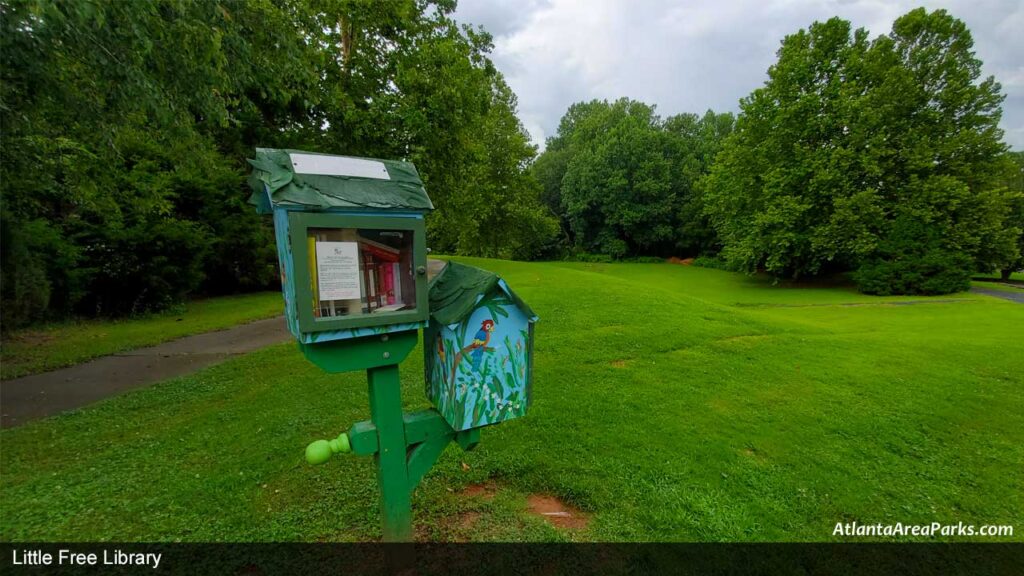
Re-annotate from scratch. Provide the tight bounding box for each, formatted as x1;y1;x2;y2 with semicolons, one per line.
248;148;433;345
424;261;538;431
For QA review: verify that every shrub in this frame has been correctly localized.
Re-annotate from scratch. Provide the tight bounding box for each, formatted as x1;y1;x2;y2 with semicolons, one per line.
692;255;735;271
78;218;211;316
853;217;972;295
567;252;614;263
621;256;665;264
0;217;84;330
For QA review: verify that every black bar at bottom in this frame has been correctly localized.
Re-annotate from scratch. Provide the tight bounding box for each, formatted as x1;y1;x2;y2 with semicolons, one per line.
0;543;1021;576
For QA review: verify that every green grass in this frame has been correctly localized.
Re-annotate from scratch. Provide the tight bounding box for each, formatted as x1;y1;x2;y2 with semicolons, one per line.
974;271;1024;282
0;292;284;380
971;271;1024;294
1;260;1021;542
971;280;1024;294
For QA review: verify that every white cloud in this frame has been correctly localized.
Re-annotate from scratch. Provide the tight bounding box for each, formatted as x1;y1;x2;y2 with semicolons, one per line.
455;0;1024;150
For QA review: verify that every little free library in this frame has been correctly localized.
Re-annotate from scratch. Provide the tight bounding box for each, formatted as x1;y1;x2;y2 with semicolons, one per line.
248;149;537;541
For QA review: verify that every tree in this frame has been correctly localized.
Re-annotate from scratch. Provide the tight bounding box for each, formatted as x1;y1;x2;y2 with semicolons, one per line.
705;17;873;277
558;99;681;257
705;9;1018;294
1;0;552;328
996;151;1024;279
530;100;613;251
431;80;558;259
870;9;1018;286
533;99;730;258
665;110;734;256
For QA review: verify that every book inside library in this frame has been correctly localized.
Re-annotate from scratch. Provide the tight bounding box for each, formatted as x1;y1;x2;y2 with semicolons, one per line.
307;227;417;319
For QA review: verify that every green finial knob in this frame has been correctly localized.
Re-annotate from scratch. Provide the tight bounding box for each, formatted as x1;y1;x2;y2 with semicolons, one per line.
305;432;351;465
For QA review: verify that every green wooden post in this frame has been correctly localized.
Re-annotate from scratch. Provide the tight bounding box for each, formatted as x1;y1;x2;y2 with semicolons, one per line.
305;404;481;541
302;331;483;541
367;363;413;542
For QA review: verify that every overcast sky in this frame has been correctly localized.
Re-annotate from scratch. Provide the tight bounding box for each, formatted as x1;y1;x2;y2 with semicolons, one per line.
453;0;1024;151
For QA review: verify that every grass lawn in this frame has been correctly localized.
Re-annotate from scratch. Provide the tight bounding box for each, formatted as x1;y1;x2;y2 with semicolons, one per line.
1;259;1021;542
0;292;284;380
971;281;1024;294
971;270;1024;294
974;271;1024;283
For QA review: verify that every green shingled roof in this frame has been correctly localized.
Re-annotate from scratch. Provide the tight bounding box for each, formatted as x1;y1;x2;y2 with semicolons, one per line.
247;148;433;213
428;261;537;326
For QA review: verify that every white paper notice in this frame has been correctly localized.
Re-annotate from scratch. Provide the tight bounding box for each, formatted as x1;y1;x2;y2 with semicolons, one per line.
315;241;361;301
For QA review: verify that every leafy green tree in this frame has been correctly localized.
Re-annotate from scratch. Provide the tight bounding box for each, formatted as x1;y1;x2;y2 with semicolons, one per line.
705;17;873;277
705;9;1017;294
665;110;734;255
530;100;612;249
534;100;732;258
530;144;572;249
1;0;552;328
873;9;1018;282
0;0;311;325
558;99;680;257
993;151;1024;280
431;81;558;259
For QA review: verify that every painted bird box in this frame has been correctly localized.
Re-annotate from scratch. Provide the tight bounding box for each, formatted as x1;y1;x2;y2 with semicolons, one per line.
424;261;537;431
248;149;433;346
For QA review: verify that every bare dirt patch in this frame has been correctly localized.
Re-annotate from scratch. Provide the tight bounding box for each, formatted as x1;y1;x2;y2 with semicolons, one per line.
714;334;771;347
456;511;481;530
461;481;499;501
419;482;498;541
526;494;590;530
417;510;483;543
609;359;631;368
740;446;768;463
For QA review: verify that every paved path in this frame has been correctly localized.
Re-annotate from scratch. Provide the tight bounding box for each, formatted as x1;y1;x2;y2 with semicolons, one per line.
0;317;290;428
970;287;1024;304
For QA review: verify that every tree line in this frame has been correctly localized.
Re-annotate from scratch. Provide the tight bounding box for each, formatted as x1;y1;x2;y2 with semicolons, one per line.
2;4;1021;330
0;0;556;329
533;100;734;259
537;8;1023;294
